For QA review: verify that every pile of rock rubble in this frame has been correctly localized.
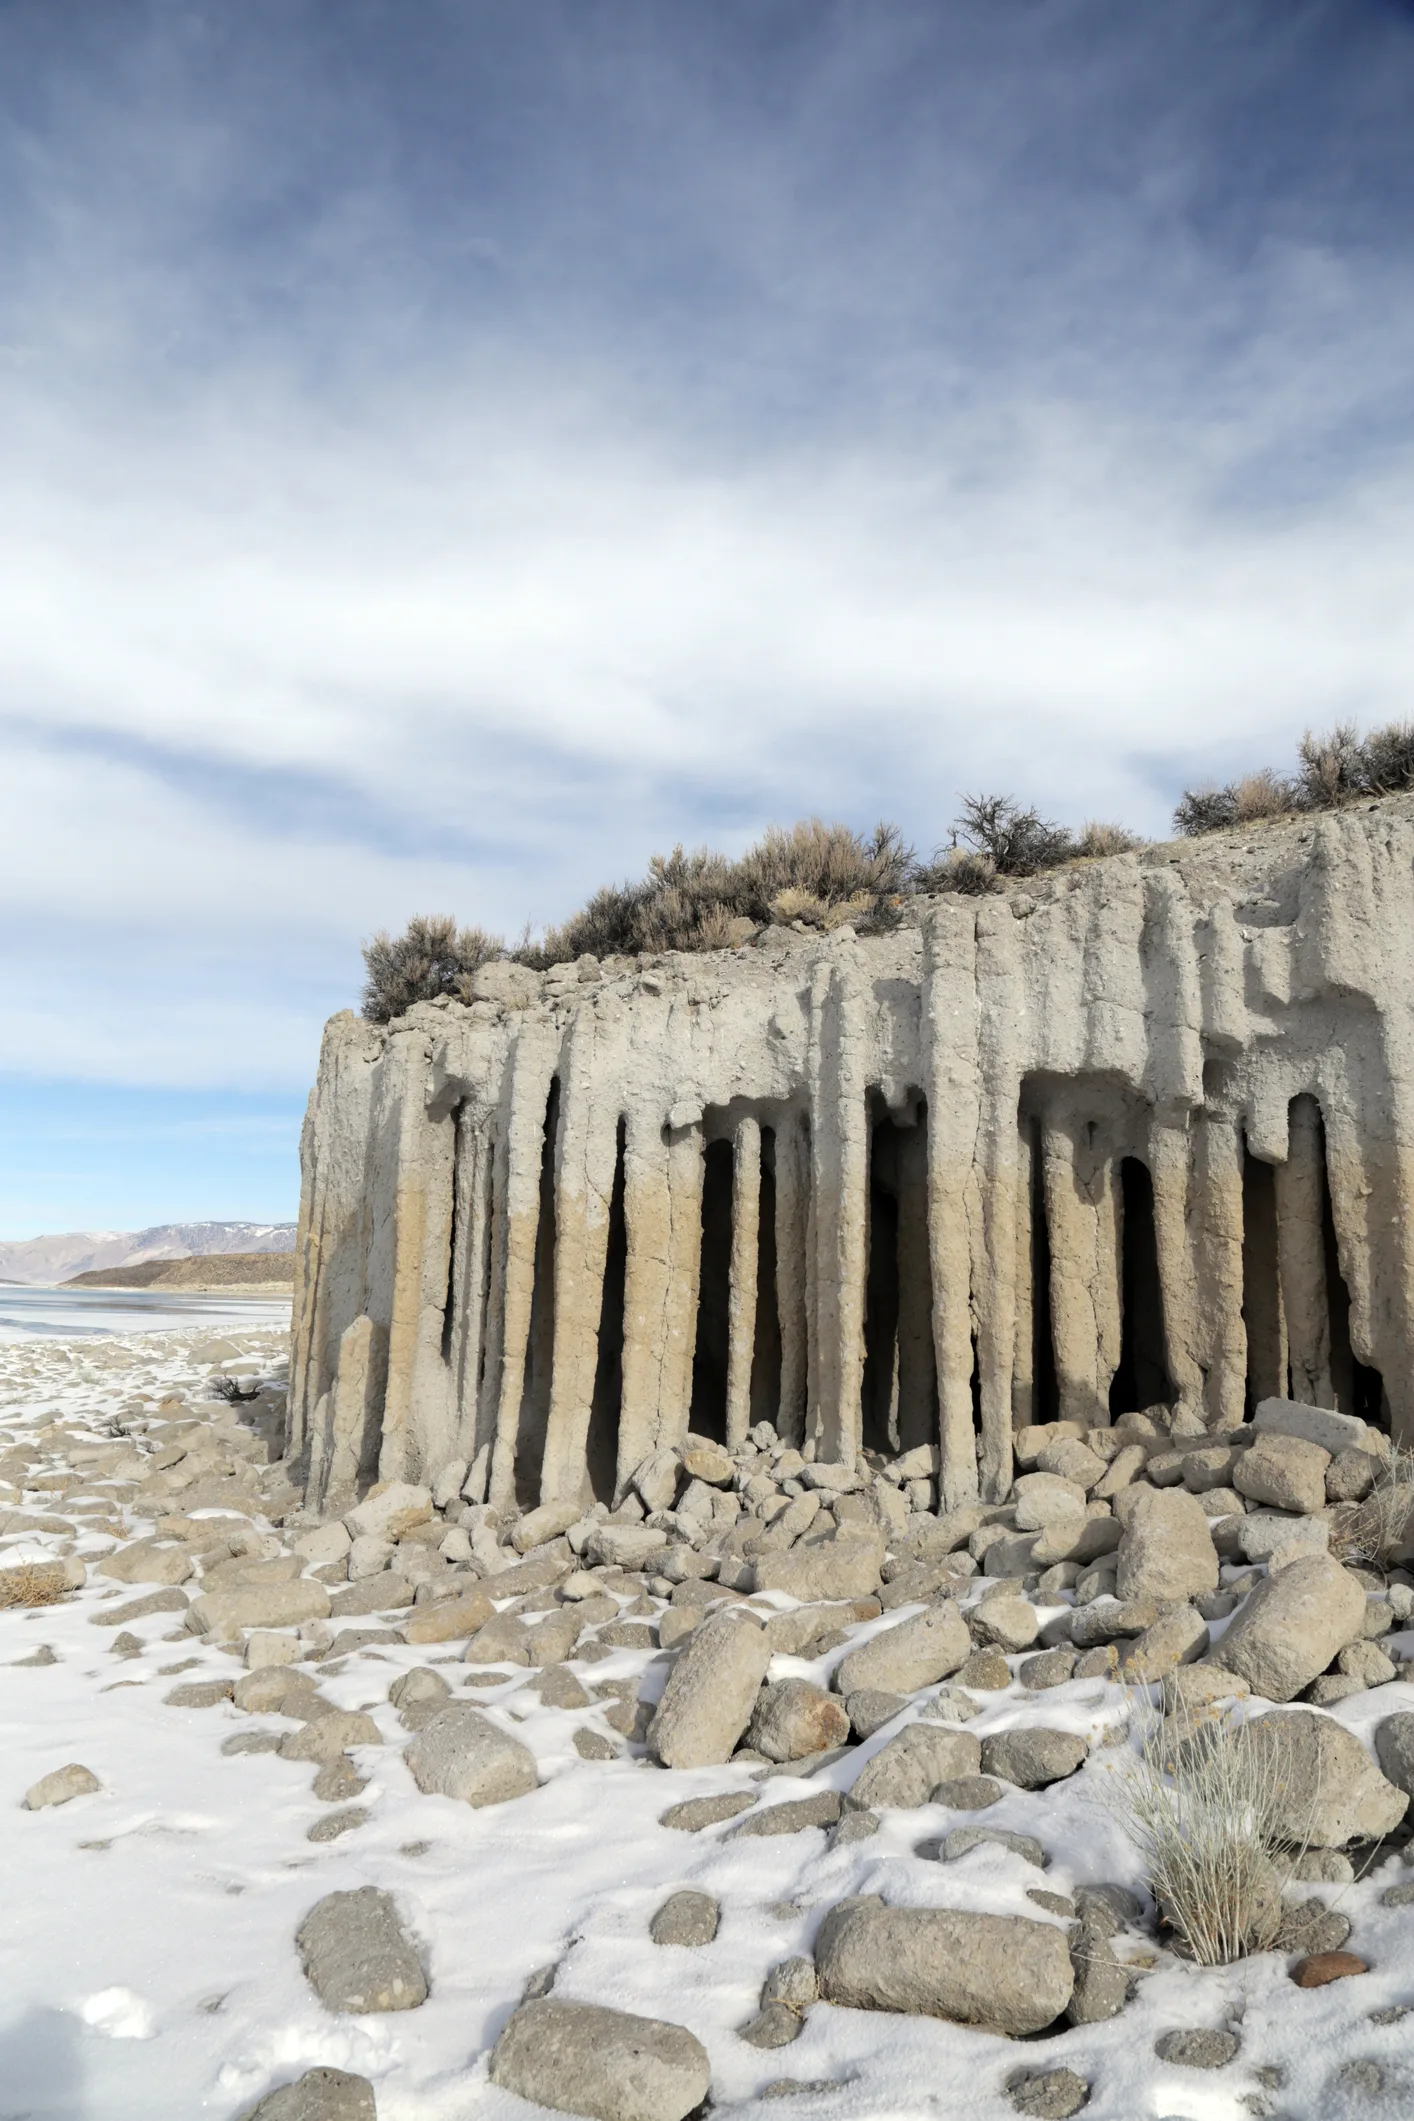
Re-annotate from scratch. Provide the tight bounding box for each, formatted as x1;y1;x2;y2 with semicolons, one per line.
9;1364;1414;2121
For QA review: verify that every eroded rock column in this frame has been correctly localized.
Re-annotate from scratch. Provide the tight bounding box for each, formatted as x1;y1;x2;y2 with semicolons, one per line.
1041;1111;1122;1428
922;903;982;1508
488;1031;561;1511
1275;1094;1334;1409
773;1110;809;1445
725;1116;761;1449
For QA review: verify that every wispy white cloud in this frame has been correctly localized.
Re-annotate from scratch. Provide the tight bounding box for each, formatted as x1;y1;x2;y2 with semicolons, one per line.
2;0;1413;1112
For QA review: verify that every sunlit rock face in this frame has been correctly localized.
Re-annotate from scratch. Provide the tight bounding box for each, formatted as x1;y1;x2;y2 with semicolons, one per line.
288;804;1414;1517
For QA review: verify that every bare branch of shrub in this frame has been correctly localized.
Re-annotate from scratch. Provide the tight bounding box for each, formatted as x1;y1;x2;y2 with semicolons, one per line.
953;793;1077;876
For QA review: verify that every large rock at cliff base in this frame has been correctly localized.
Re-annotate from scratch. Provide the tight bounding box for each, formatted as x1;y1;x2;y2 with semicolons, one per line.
833;1601;970;1697
848;1724;981;1809
405;1705;538;1806
296;1888;426;2013
1213;1555;1365;1703
1234;1711;1407;1848
814;1898;1073;2034
1115;1487;1218;1603
1234;1433;1331;1516
490;1998;710;2121
649;1609;771;1768
752;1527;885;1601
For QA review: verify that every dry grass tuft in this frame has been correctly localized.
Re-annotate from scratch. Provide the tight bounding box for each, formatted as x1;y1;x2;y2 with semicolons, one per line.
1101;1696;1309;1965
0;1562;70;1608
1327;1443;1414;1571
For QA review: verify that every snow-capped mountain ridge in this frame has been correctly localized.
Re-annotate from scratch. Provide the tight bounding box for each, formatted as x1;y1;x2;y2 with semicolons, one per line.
0;1223;297;1285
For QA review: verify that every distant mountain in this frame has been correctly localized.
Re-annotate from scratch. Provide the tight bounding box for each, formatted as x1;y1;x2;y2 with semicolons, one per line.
0;1222;297;1286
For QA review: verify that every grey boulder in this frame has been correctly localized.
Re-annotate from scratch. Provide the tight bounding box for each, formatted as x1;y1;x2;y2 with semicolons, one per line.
650;1891;719;1947
747;1678;850;1762
1375;1712;1414;1796
833;1601;971;1696
848;1724;981;1810
649;1610;771;1768
490;1997;710;2121
1235;1711;1407;1848
405;1705;538;1807
1115;1488;1218;1604
981;1728;1088;1790
814;1898;1072;2034
296;1888;427;2014
1214;1556;1365;1703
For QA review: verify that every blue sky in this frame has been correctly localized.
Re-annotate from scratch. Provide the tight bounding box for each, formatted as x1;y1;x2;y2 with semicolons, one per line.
2;0;1413;1234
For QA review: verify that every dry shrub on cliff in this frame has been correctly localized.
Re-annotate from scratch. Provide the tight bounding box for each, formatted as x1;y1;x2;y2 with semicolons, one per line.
361;915;505;1022
1103;1698;1302;1966
1176;721;1414;837
1076;820;1142;858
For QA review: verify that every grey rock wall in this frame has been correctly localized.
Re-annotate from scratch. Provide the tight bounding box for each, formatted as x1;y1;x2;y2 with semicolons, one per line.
289;804;1414;1513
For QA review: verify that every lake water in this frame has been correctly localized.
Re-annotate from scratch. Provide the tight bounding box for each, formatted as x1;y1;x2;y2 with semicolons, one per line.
0;1285;293;1342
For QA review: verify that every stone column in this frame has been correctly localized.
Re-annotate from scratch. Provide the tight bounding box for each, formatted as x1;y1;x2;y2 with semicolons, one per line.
541;1013;623;1505
488;1031;561;1511
1042;1111;1122;1428
923;903;982;1509
1011;1117;1037;1430
725;1115;761;1449
1185;1113;1247;1427
1275;1094;1334;1409
654;1118;706;1451
808;959;869;1465
378;1040;456;1486
894;1115;936;1451
773;1110;809;1445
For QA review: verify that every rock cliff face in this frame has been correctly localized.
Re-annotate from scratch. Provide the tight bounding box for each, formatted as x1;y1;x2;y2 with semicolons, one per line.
289;804;1414;1513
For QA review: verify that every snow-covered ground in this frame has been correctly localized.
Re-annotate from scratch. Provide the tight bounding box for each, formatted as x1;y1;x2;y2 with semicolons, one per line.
2;1331;1413;2121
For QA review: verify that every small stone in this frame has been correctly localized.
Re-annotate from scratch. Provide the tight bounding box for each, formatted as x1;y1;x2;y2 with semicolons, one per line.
1153;2028;1240;2068
1234;1433;1331;1515
313;1757;367;1802
1116;1488;1219;1604
165;1678;235;1707
932;1775;1002;1810
279;1711;383;1764
850;1724;982;1809
941;1827;1048;1868
762;1957;818;2009
23;1762;100;1809
1216;1556;1366;1703
1020;1650;1076;1691
730;1791;842;1837
650;1890;719;1947
307;1806;369;1843
1073;1646;1118;1680
223;1730;283;1756
1289;1849;1354;1884
573;1727;618;1760
981;1728;1088;1790
846;1689;908;1739
240;2065;376;2120
246;1630;304;1670
490;1998;710;2121
798;1789;867;1845
1276;1901;1352;1955
1006;2066;1090;2119
748;1678;850;1762
659;1791;756;1831
739;2003;803;2049
1027;1890;1075;1917
955;1647;1011;1690
1292;1950;1367;1987
89;1587;190;1627
970;1597;1040;1653
296;1886;427;2013
1234;1711;1406;1848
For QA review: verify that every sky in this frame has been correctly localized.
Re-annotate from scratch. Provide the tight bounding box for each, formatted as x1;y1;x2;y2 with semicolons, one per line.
2;0;1413;1235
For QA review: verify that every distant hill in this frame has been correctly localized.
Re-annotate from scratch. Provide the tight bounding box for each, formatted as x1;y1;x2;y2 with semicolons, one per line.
65;1251;296;1291
0;1222;297;1286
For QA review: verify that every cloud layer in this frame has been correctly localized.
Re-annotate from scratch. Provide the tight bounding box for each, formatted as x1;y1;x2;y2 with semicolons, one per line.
2;0;1413;1143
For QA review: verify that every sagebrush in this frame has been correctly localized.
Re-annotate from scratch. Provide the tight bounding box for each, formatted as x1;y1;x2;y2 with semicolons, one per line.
360;720;1414;1017
1102;1696;1311;1966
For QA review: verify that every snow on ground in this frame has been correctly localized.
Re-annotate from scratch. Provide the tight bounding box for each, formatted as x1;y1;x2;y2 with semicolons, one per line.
2;1331;1414;2121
